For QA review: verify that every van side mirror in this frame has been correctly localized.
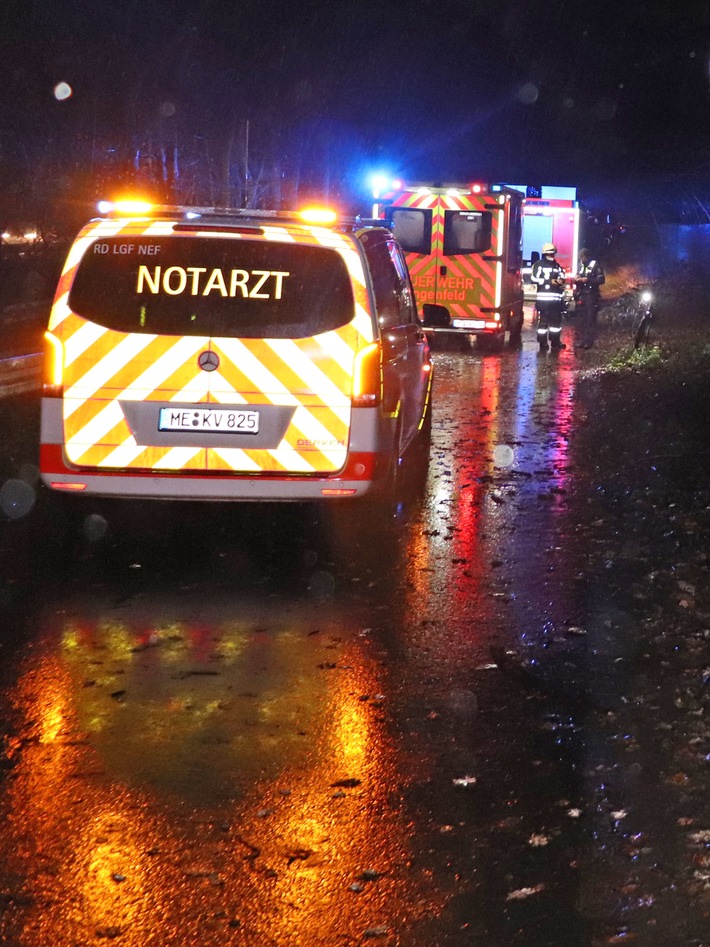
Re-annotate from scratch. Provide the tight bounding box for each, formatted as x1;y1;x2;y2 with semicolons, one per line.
421;304;451;328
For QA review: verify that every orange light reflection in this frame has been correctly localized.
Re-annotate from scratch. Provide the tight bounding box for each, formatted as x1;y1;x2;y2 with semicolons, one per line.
0;606;442;944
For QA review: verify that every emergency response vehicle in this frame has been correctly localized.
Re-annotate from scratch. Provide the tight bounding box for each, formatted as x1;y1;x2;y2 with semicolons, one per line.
509;185;580;299
40;203;433;504
372;181;524;347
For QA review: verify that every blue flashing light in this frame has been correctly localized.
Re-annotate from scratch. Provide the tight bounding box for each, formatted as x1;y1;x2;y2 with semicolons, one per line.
369;173;402;198
370;174;389;194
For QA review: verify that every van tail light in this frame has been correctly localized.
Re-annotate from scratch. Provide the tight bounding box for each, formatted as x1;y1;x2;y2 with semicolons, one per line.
352;342;382;407
43;331;64;396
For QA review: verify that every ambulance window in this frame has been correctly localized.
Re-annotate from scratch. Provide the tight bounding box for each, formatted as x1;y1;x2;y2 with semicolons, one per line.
68;236;354;338
443;211;492;254
388;208;432;254
365;238;412;330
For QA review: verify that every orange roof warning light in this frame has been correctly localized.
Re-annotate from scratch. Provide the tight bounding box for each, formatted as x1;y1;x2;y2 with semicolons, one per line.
98;199;155;215
299;207;338;225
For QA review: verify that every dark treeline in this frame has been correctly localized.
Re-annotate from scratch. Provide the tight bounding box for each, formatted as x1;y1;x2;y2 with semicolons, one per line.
2;1;710;235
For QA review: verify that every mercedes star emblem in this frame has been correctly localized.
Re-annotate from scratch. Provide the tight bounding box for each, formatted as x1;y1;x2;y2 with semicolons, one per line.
198;350;220;372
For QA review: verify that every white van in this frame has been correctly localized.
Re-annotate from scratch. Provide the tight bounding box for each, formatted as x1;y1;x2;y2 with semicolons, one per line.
40;204;433;503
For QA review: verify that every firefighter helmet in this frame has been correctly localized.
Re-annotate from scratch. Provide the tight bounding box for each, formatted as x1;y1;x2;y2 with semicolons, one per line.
542;242;557;254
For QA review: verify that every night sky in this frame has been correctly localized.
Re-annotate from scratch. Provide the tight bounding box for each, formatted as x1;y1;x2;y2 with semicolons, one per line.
2;0;710;220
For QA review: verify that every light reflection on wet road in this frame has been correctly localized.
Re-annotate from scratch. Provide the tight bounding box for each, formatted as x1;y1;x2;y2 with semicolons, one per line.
0;326;621;945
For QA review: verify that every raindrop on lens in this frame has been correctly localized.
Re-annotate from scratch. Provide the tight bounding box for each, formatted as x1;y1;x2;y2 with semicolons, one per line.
445;689;479;720
53;82;73;101
83;513;108;542
1;479;36;520
494;445;515;468
518;83;539;105
308;570;336;599
19;463;39;485
303;549;319;569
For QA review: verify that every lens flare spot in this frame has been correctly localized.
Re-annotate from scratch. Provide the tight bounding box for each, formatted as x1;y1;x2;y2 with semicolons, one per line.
518;83;539;105
53;82;73;101
83;513;109;542
1;479;36;519
493;445;515;468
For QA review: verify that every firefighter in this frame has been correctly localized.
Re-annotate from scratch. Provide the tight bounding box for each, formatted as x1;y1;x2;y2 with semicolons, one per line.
531;242;566;351
574;247;605;349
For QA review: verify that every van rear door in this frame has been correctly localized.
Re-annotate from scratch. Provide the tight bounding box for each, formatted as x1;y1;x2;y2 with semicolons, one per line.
437;205;495;326
61;230;363;476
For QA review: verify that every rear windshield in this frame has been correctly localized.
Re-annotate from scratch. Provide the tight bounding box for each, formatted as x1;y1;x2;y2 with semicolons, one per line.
68;235;355;338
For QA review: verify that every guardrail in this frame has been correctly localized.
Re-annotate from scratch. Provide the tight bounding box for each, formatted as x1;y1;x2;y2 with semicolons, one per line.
0;353;42;398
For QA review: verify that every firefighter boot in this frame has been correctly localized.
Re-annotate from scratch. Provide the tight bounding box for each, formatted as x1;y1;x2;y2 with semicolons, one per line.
549;328;566;351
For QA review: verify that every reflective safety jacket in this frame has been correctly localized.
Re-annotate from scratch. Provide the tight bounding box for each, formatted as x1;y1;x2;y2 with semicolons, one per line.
531;256;566;303
575;258;605;297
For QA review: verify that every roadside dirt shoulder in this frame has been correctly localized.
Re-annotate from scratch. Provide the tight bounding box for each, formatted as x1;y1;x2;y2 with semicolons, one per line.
572;338;710;945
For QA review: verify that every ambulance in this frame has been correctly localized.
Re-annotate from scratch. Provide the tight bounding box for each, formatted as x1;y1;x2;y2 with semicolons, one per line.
40;202;433;503
372;181;524;347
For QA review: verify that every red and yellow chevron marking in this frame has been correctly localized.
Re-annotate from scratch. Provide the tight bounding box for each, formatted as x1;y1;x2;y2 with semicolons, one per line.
384;188;506;319
50;218;375;475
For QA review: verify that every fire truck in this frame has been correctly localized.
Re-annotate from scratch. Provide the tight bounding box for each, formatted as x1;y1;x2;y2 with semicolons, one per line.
373;181;524;348
508;185;580;299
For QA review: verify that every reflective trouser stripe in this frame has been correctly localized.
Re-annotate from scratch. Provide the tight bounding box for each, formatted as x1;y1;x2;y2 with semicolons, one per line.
549;326;562;334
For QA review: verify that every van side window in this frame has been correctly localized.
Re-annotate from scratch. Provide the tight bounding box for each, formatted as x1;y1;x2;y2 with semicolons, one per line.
388;208;432;255
366;239;413;330
387;241;417;323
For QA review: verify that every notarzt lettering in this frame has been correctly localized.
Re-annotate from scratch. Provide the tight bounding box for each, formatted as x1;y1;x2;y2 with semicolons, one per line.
136;266;290;299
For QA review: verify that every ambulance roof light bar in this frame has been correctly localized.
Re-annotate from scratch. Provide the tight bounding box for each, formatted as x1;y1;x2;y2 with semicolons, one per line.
368;180;510;198
369;175;403;198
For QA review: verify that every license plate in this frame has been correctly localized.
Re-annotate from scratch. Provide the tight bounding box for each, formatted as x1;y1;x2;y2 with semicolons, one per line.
452;319;485;329
158;406;259;434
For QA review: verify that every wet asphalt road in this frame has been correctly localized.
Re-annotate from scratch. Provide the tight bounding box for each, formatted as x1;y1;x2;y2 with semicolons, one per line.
0;320;702;946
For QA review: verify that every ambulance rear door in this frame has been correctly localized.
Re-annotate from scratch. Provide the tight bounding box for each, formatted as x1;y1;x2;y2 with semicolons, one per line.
435;197;496;328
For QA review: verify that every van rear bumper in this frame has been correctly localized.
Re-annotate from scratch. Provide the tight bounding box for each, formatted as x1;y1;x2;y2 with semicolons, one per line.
39;399;388;501
39;442;381;500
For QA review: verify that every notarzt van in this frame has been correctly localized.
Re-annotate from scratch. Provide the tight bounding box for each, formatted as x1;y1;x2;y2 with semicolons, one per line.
40;204;433;502
374;181;524;347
